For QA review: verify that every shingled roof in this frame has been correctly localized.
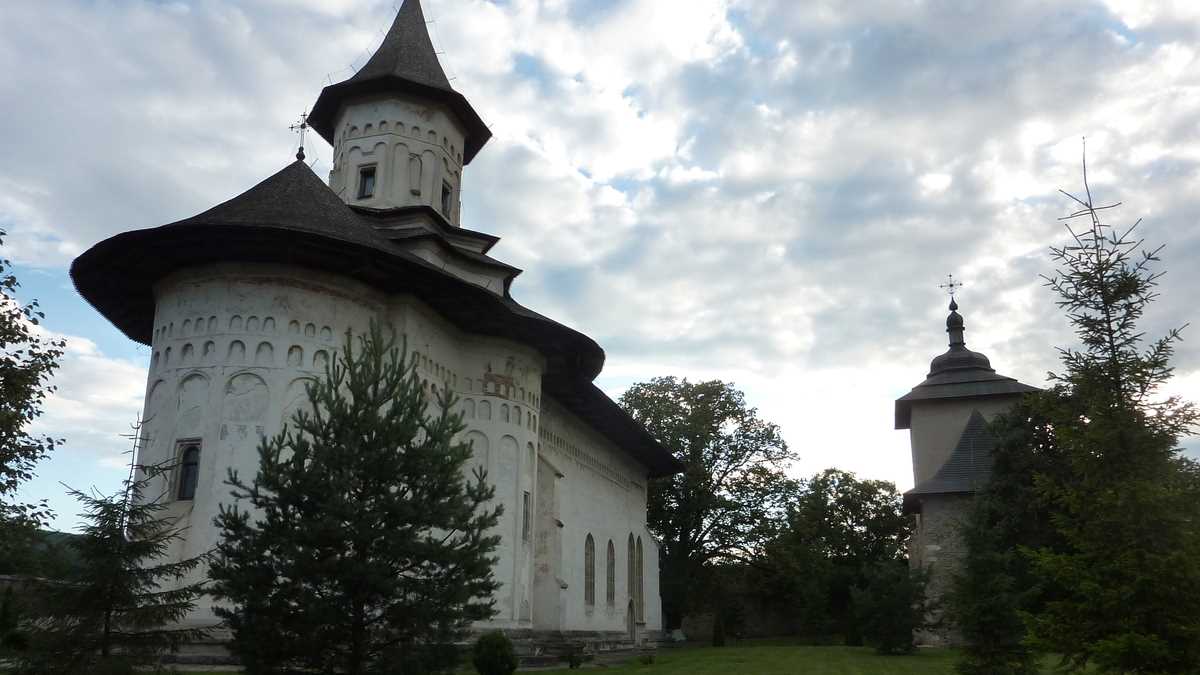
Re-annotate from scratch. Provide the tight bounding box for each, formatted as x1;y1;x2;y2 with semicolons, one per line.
71;161;682;477
308;0;491;164
895;299;1037;429
904;410;995;512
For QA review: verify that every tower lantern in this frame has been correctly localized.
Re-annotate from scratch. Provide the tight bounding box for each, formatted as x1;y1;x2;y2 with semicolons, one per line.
308;0;490;224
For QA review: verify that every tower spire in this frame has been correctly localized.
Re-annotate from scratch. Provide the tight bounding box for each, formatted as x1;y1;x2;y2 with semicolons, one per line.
308;0;491;164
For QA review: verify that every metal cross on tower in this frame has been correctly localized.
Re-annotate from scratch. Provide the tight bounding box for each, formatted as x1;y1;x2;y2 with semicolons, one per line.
290;111;309;161
938;273;963;299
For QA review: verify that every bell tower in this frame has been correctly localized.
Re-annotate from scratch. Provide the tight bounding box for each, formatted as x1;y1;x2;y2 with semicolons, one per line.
894;295;1037;645
308;0;491;225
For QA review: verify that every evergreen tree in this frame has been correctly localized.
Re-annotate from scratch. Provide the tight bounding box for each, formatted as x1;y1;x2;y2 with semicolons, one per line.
1021;153;1200;672
0;228;65;570
952;398;1063;675
209;322;502;675
17;426;208;674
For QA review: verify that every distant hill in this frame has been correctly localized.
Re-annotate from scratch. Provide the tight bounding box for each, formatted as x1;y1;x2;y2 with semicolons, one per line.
0;529;85;579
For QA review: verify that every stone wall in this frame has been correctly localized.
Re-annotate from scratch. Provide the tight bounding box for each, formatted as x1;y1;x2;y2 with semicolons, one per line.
909;493;973;646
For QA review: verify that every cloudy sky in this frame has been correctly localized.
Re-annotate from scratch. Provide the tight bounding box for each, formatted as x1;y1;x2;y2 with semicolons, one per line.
4;0;1200;531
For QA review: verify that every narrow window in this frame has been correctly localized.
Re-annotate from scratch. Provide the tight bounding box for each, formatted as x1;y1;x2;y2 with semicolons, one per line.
606;540;616;606
627;533;635;602
441;181;453;215
177;444;200;501
522;491;532;542
584;534;596;607
357;166;377;199
636;536;645;621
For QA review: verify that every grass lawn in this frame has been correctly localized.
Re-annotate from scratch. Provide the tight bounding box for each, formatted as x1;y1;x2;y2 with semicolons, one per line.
538;643;959;674
177;642;1072;674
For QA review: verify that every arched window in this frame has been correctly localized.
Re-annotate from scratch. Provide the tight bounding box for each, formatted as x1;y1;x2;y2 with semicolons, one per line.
636;536;645;621
627;533;635;603
584;534;596;607
177;445;200;501
606;540;616;606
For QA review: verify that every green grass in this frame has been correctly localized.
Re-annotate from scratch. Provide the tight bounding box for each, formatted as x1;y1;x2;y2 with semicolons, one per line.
537;643;960;674
168;642;1077;674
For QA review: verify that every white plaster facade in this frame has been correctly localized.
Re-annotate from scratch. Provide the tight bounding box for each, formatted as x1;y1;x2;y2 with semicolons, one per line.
328;96;466;223
138;262;663;636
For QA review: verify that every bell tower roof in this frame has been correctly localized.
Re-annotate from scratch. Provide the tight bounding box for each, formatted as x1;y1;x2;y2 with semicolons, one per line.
894;296;1037;429
308;0;491;163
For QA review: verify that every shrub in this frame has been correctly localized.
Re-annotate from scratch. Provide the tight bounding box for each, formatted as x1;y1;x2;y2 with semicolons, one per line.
851;561;934;655
472;631;517;675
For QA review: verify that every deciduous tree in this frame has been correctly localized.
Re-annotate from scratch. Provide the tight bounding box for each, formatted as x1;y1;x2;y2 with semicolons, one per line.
0;229;64;569
619;377;795;632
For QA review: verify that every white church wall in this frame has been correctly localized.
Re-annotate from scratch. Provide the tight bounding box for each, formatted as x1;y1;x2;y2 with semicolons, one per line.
138;262;656;637
328;96;465;222
141;263;385;625
539;397;663;635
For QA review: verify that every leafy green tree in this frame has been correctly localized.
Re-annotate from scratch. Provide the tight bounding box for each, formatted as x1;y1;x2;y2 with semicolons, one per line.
17;440;208;674
209;322;502;675
0;228;65;569
619;377;795;631
759;469;911;642
1019;156;1200;672
851;561;934;655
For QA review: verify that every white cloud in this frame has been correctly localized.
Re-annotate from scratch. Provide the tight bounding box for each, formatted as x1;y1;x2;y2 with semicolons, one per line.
5;0;1200;526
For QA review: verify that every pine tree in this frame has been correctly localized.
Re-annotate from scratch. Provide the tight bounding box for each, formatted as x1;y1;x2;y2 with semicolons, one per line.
18;424;208;674
0;227;65;570
209;321;502;675
1021;151;1200;672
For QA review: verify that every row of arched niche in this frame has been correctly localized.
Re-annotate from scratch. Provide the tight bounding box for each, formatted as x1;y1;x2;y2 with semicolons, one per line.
337;120;464;167
154;315;336;343
459;397;538;433
152;340;331;373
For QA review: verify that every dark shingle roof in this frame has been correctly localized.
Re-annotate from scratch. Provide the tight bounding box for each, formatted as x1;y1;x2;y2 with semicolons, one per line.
70;161;681;477
895;301;1037;429
308;0;491;164
904;410;995;511
348;0;451;91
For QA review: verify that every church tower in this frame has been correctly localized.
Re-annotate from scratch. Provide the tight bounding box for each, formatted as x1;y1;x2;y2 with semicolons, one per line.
308;0;489;224
895;297;1036;645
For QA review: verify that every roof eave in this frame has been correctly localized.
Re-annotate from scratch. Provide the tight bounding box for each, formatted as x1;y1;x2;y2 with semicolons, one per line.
309;78;491;164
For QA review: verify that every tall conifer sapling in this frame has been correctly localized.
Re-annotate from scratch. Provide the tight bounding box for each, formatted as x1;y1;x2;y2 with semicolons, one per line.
210;321;502;675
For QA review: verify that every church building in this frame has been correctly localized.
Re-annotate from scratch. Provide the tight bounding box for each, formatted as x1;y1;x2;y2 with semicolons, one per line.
895;297;1037;645
70;0;679;645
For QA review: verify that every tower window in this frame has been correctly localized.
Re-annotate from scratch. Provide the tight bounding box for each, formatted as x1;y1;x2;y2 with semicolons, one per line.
177;443;201;501
440;181;453;216
522;491;531;542
357;166;377;200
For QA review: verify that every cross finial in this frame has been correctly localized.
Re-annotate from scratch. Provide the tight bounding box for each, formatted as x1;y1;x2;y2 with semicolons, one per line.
289;111;309;161
938;273;963;299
